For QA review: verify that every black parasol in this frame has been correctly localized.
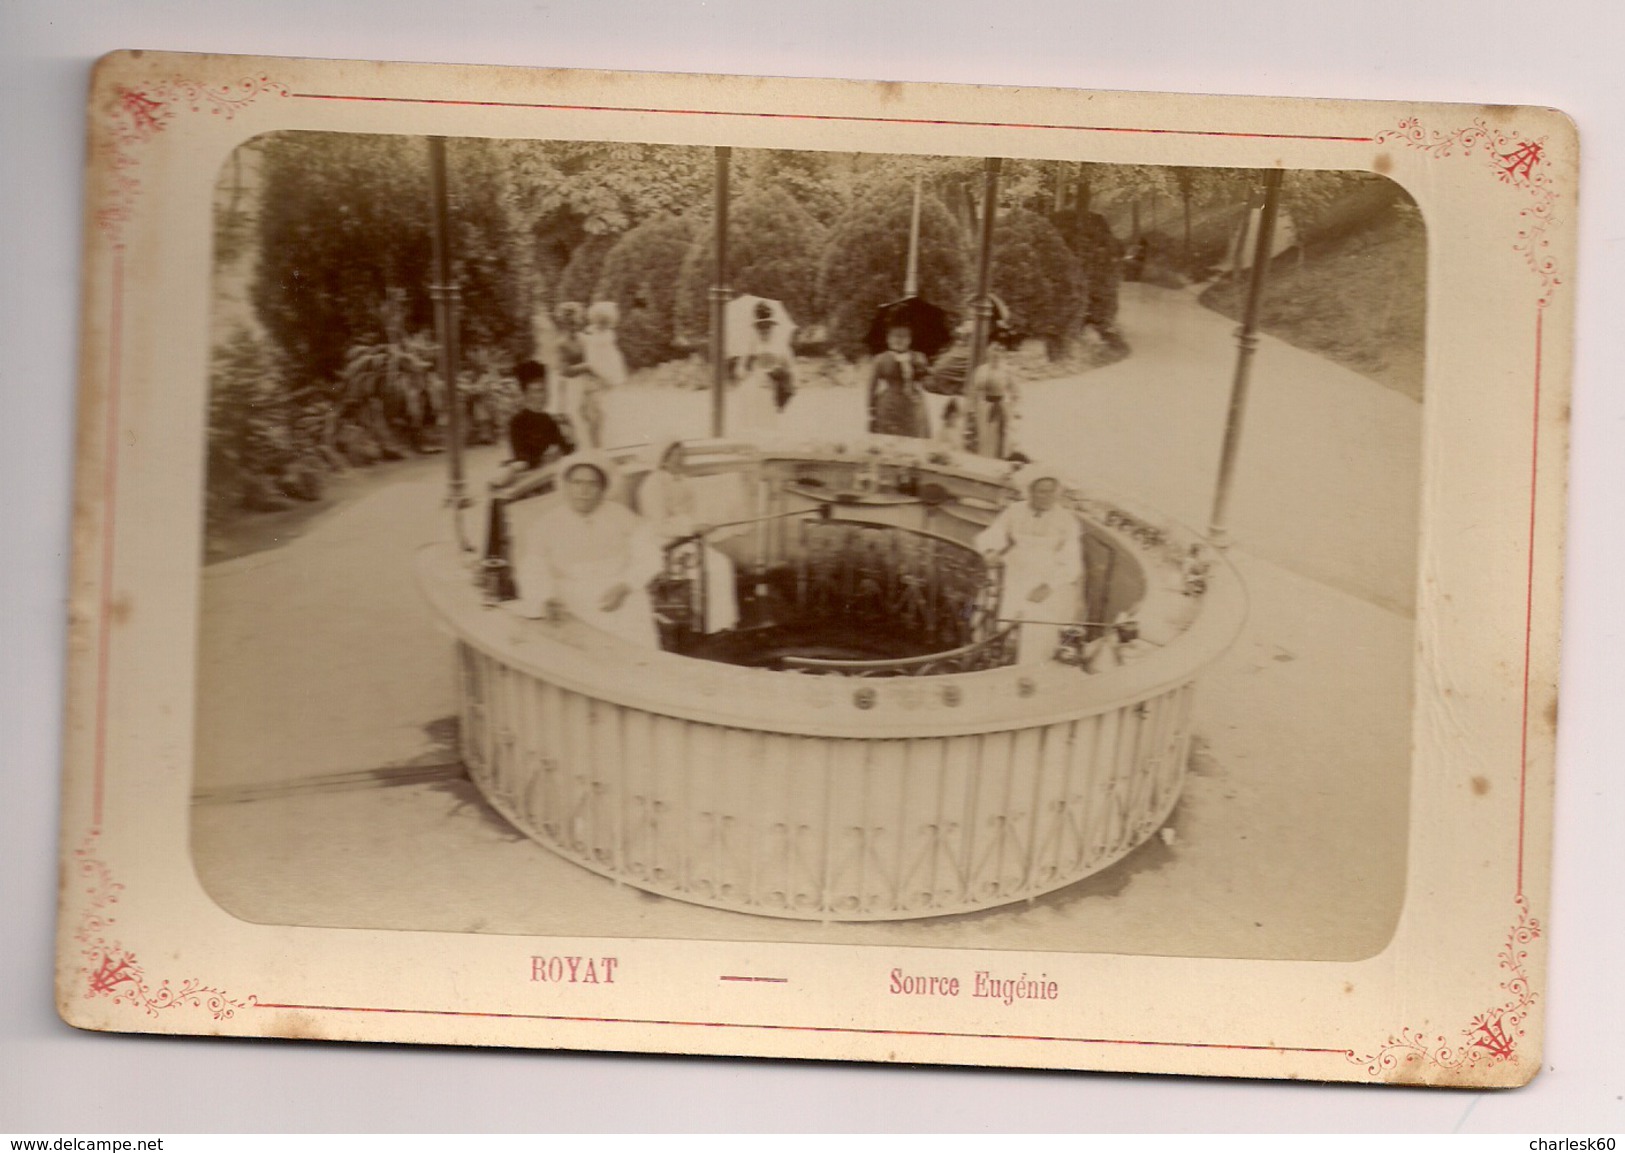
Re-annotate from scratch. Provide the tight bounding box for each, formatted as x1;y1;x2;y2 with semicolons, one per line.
864;295;954;360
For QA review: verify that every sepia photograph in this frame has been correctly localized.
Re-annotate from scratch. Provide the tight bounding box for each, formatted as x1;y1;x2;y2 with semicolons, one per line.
191;134;1421;960
45;49;1572;1089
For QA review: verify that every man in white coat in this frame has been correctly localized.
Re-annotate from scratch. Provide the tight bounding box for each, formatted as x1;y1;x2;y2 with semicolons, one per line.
975;467;1083;665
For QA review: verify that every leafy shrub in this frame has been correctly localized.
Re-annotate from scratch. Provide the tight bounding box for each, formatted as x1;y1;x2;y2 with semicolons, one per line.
816;181;970;357
593;214;696;369
672;186;826;346
556;232;617;307
1052;207;1124;330
253;132;529;390
206;329;331;524
989;208;1085;358
336;330;439;455
254;134;433;389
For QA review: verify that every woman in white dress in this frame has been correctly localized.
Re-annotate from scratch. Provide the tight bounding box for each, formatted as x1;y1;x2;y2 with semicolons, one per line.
639;441;741;633
505;453;663;650
729;301;793;437
576;300;628;448
974;466;1083;665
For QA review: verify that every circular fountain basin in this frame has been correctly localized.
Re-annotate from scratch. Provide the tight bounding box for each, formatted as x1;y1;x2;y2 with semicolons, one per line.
417;434;1245;920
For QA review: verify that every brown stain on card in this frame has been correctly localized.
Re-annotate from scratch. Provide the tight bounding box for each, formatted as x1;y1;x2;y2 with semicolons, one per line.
1372;151;1393;175
109;594;132;626
1470;776;1491;797
280;1011;327;1042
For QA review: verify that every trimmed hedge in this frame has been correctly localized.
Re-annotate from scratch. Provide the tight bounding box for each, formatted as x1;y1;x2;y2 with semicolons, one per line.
990;207;1085;357
816;181;970;357
672;186;826;345
593;214;697;369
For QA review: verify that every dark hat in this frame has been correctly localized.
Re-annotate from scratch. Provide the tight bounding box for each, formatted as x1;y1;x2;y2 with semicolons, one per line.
753;301;776;324
514;360;547;387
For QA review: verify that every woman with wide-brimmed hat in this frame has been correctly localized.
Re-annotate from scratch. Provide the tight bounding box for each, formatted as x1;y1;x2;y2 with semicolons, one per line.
866;314;932;439
729;299;794;436
505;451;663;650
974;465;1083;665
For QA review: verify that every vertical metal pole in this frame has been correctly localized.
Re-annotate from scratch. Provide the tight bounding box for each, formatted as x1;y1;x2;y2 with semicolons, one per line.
1207;167;1283;548
427;136;469;548
965;157;1002;456
904;174;923;297
709;147;731;438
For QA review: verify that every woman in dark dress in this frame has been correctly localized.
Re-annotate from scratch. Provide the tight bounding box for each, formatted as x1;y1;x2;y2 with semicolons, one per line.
493;361;573;488
867;323;932;439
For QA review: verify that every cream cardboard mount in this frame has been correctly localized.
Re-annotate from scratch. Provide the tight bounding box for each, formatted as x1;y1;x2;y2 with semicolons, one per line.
57;49;1572;1085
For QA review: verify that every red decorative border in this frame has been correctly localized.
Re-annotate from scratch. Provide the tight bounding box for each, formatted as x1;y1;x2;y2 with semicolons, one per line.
70;71;286;1022
287;89;1377;144
96;75;288;247
1330;115;1560;1076
1376;115;1562;308
1348;897;1542;1075
71;830;256;1020
70;83;1556;1079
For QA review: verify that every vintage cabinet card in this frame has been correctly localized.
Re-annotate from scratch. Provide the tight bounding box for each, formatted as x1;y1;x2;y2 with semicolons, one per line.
57;50;1572;1085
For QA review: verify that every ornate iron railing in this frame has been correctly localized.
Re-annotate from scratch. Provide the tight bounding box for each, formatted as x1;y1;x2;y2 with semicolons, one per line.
651;535;709;636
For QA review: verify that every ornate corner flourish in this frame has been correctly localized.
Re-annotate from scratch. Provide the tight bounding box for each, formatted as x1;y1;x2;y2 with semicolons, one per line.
72;829;256;1020
1347;897;1541;1077
97;74;289;248
1375;116;1562;308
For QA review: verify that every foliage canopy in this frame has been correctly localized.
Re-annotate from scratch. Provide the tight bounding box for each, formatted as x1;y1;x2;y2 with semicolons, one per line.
816;181;971;356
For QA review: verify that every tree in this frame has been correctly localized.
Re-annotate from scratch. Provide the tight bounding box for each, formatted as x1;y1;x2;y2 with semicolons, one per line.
488;139;712;311
253;133;435;388
816;181;970;357
989;208;1084;358
594;214;697;369
672;186;827;345
1051;203;1125;340
206;328;331;522
496;140;712;237
734;148;853;227
442;138;532;361
1281;169;1403;261
253;132;533;388
557;233;616;307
